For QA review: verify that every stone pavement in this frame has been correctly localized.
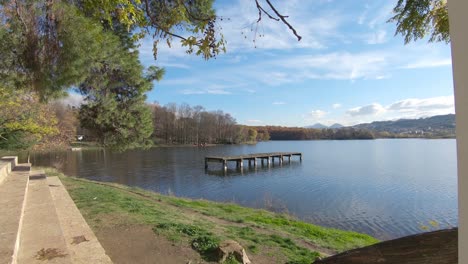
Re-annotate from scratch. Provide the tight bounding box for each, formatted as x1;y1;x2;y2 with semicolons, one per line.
0;157;112;264
0;163;30;264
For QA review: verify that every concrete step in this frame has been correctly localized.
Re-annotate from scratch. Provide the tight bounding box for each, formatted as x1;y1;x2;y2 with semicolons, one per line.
0;163;30;264
0;157;18;186
16;170;72;264
47;176;112;264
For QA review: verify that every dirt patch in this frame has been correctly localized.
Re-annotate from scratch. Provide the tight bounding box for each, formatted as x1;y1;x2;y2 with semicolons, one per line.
35;248;68;261
94;220;278;264
96;224;206;264
71;235;89;245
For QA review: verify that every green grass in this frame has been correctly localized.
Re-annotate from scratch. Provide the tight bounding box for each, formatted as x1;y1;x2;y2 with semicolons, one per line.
44;168;379;263
158;194;377;251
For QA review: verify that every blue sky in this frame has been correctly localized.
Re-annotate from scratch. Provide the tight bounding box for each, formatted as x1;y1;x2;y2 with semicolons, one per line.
136;0;454;127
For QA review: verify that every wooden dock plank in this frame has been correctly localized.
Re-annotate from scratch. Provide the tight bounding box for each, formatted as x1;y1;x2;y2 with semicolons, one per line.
205;152;302;161
205;152;302;170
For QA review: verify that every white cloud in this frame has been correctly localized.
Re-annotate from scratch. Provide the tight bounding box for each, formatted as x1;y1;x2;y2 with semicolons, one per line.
367;3;394;29
332;103;342;109
403;59;452;69
179;88;231;95
336;96;455;125
357;8;368;25
347;103;386;117
366;30;387;44
387;96;454;117
214;0;344;51
306;110;327;119
159;63;191;69
273;102;286;105
270;51;389;81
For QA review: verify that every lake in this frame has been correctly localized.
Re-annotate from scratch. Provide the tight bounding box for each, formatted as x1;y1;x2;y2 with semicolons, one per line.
28;139;458;240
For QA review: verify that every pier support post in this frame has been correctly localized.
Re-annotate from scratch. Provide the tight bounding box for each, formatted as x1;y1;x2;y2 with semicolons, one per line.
280;156;283;166
223;160;227;171
300;154;302;162
268;157;271;166
205;158;208;169
254;159;257;167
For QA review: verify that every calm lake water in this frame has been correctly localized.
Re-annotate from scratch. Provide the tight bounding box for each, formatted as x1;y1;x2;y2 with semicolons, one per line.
28;139;458;240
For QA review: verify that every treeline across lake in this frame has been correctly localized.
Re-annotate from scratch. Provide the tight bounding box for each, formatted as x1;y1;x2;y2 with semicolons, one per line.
254;126;377;140
2;97;452;152
149;103;258;145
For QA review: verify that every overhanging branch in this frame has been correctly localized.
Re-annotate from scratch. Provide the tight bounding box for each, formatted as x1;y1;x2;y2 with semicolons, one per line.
264;0;302;41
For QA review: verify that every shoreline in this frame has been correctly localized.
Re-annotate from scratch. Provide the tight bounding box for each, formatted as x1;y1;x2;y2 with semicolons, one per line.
44;168;378;263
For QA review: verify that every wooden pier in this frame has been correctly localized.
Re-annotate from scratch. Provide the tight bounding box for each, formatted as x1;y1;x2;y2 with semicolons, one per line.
205;152;302;171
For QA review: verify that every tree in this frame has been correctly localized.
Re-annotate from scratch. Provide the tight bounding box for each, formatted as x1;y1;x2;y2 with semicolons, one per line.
247;128;258;142
0;2;119;100
37;102;79;149
389;0;449;43
78;38;162;150
0;87;58;150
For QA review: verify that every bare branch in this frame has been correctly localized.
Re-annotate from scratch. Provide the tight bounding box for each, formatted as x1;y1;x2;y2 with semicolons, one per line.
262;0;302;41
255;0;279;22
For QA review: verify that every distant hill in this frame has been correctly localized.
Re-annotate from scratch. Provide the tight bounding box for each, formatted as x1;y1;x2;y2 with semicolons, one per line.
305;123;344;129
305;123;328;129
352;114;455;136
329;123;344;129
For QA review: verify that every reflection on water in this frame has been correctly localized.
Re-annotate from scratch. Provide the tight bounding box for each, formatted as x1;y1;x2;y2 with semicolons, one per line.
204;159;302;176
28;139;458;240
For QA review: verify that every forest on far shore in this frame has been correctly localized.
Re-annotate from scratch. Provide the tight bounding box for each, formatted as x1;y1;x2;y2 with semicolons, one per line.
1;99;454;152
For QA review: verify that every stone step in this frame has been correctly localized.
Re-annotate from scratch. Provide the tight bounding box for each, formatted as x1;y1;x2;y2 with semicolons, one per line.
47;176;112;264
0;163;30;264
16;170;72;264
0;157;18;186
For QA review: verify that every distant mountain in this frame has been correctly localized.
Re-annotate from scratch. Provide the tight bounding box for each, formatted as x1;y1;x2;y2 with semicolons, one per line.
305;123;344;129
352;114;455;135
305;123;328;129
329;123;344;129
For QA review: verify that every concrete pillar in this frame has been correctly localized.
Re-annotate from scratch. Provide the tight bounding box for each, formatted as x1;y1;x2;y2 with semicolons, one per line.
254;158;257;167
279;156;283;166
448;1;468;262
223;160;227;171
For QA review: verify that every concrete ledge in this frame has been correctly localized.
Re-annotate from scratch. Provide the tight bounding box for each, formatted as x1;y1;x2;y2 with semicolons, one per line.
0;163;30;264
47;176;112;263
17;171;72;264
0;156;18;186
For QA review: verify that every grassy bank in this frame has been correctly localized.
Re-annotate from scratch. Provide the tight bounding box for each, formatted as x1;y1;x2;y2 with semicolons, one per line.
44;168;378;264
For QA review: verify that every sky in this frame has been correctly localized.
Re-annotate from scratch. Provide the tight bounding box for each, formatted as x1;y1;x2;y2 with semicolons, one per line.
137;0;455;127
